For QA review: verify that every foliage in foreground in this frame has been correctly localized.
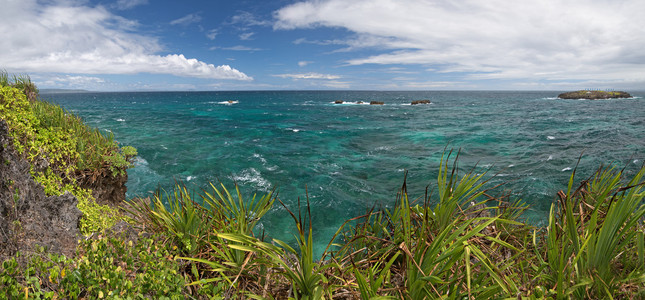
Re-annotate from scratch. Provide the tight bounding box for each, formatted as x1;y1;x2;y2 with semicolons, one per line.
2;153;645;299
0;234;186;299
0;72;137;234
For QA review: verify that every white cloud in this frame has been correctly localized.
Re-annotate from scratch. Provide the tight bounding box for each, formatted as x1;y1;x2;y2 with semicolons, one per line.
229;11;271;27
214;46;264;51
206;29;218;40
275;0;645;83
298;61;313;67
239;32;255;40
170;13;202;26
274;73;341;80
114;0;148;10
39;75;105;87
0;1;251;81
322;80;350;89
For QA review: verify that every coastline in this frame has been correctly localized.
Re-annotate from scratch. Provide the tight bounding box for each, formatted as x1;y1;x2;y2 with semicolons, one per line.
1;77;644;298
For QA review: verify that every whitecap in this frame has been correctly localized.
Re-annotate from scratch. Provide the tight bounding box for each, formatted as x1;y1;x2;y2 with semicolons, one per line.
634;159;640;164
187;176;195;181
547;155;553;161
508;164;514;168
218;100;239;105
562;167;572;172
292;129;300;132
134;157;148;166
332;101;369;105
232;168;271;191
253;153;268;164
116;118;125;122
547;136;555;140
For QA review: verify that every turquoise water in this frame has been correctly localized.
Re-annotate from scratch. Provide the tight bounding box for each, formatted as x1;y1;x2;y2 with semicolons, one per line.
43;90;645;255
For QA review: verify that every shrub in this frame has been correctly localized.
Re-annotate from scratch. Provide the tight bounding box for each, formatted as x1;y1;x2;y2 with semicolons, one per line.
0;75;137;234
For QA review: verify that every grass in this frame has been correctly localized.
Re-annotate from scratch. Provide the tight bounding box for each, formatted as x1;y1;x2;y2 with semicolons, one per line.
3;151;644;299
119;155;644;299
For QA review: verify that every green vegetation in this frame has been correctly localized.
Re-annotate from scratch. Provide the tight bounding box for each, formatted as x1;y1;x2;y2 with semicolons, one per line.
0;71;136;234
1;236;186;299
6;153;642;299
1;74;643;298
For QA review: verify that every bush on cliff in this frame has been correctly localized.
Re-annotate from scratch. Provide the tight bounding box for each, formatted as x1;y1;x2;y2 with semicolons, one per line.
0;72;136;234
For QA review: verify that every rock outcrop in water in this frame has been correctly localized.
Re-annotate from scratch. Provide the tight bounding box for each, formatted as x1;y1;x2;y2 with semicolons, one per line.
370;101;384;105
558;90;631;100
0;120;82;260
411;100;431;105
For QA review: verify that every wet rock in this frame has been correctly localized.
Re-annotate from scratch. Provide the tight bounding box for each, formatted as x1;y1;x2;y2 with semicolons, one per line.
370;101;384;105
334;100;344;104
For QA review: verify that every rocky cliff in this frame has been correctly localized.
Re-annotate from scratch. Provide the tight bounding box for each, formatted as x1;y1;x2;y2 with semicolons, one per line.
0;120;82;261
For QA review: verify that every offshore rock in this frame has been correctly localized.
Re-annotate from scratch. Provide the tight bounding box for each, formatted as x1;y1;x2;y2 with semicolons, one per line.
558;90;631;100
0;120;82;260
370;101;384;105
411;100;432;105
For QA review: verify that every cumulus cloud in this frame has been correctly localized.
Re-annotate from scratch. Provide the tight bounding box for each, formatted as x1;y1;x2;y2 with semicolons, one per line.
170;13;202;26
275;0;645;82
274;73;341;80
298;61;313;67
0;1;250;81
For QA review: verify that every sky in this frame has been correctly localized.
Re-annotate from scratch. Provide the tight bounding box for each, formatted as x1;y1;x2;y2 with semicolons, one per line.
1;0;644;91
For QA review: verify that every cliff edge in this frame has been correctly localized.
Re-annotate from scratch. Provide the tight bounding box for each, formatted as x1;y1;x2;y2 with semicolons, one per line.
0;120;82;260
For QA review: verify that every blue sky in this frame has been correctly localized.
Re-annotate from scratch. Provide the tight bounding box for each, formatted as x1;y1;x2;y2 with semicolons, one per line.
2;0;644;91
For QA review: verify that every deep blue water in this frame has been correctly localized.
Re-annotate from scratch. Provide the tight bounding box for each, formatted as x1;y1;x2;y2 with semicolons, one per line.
43;90;645;255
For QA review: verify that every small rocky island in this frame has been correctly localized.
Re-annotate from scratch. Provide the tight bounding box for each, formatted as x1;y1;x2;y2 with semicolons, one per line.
411;100;431;105
558;90;631;100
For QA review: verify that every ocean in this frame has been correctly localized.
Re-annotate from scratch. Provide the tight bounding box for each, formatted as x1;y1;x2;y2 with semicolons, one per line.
43;90;645;255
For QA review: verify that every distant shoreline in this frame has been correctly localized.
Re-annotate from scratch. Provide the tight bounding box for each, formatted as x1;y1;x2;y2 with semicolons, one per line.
39;88;90;94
